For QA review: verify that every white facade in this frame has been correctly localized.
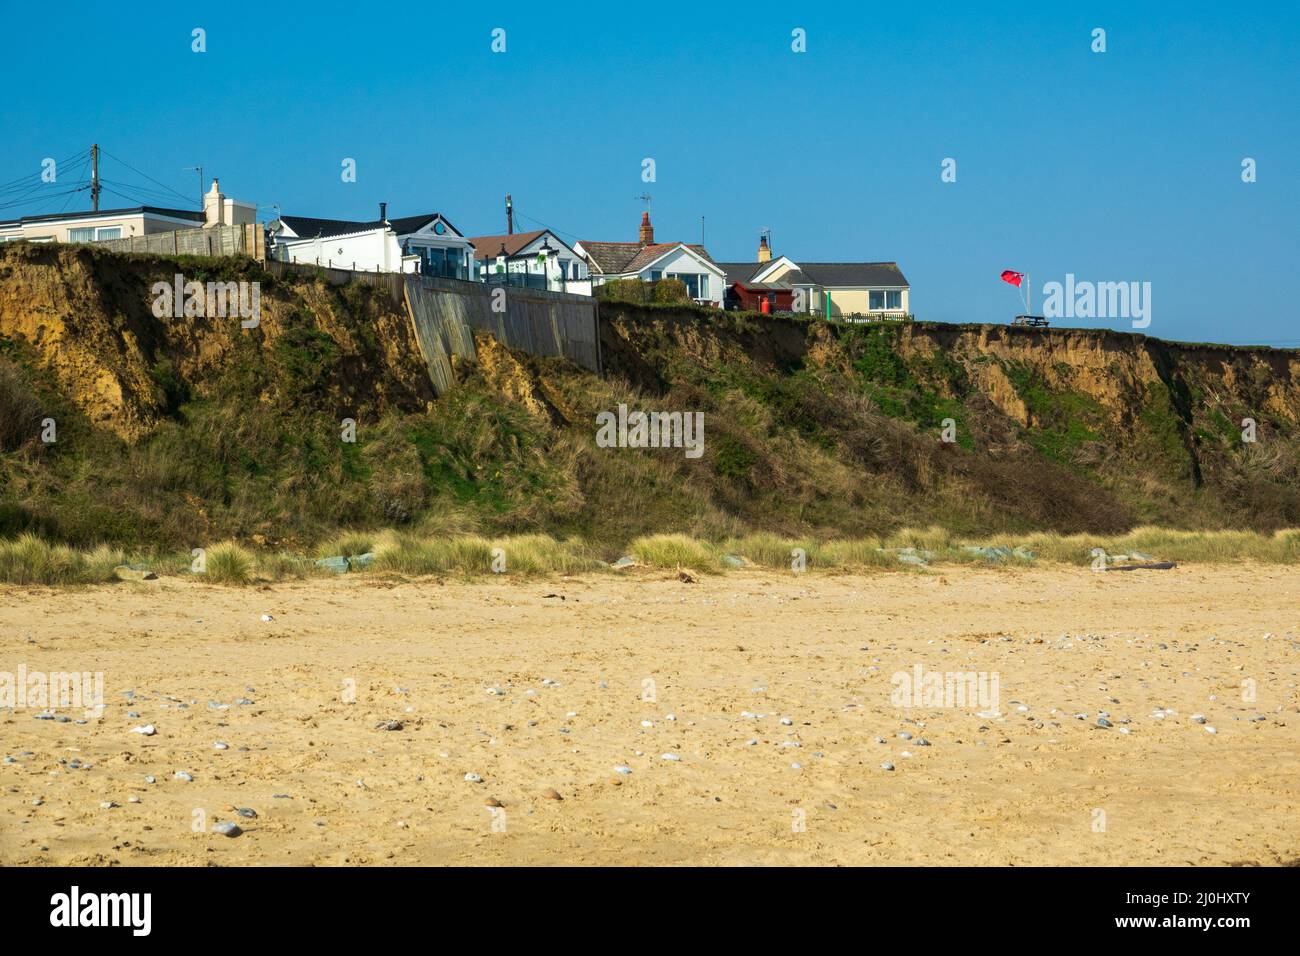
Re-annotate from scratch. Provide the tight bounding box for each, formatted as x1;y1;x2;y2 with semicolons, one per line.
273;226;419;273
271;213;473;276
577;241;727;305
474;229;591;294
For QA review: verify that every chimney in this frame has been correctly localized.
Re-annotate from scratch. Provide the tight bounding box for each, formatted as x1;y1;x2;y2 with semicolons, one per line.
379;202;388;223
638;211;654;246
203;178;224;227
757;233;771;263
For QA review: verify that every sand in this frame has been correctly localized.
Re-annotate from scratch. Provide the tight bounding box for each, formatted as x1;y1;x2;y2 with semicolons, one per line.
2;564;1297;866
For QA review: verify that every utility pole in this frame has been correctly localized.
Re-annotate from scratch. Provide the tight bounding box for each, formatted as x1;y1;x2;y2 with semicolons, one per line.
90;143;100;211
505;194;513;235
184;165;204;210
700;215;705;245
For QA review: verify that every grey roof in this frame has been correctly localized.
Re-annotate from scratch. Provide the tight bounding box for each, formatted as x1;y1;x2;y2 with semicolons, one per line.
715;262;769;285
0;205;202;229
279;212;457;240
780;262;908;288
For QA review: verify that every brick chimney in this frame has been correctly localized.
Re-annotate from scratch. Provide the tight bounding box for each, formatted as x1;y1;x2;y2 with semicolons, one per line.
757;233;771;263
638;211;654;246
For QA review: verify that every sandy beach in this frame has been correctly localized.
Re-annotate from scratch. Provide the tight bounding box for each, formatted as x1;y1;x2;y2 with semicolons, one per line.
2;565;1297;866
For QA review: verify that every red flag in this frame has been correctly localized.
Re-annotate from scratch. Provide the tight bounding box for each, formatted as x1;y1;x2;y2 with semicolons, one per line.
1000;270;1024;287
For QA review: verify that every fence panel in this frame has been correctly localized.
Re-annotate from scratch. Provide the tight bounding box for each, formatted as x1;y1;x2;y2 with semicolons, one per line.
403;276;600;394
98;223;251;258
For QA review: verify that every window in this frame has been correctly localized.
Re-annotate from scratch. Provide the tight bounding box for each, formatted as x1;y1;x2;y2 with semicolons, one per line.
697;274;708;298
667;272;701;298
68;226;123;242
649;270;662;281
416;245;466;279
870;290;904;311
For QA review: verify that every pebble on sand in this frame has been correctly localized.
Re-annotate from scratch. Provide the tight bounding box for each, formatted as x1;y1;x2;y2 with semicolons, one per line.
213;821;242;837
881;762;895;771
175;771;194;782
131;725;156;736
464;772;484;783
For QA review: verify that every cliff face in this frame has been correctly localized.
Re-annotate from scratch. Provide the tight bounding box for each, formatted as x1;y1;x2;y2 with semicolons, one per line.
1;244;1297;547
597;305;1300;531
0;243;434;440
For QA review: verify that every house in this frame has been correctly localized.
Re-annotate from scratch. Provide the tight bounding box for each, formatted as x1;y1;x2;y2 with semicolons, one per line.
720;235;910;318
467;229;591;294
575;213;727;306
0;179;254;244
269;203;473;277
718;238;797;312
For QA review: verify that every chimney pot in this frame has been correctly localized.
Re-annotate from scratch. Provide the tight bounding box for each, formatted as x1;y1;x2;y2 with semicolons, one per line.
379;202;388;223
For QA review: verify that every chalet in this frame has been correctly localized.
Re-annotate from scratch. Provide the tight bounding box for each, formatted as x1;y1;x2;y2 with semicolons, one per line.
721;235;910;318
269;203;473;277
467;228;590;294
575;213;726;306
0;179;253;244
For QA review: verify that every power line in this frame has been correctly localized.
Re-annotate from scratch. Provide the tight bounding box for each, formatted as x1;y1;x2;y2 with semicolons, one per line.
98;148;196;206
514;209;584;245
0;149;89;194
0;187;88;213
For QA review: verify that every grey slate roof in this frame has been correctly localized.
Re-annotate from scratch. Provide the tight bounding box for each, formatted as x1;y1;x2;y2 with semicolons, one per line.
279;212;453;240
716;261;909;288
0;206;203;229
715;262;768;285
781;262;908;287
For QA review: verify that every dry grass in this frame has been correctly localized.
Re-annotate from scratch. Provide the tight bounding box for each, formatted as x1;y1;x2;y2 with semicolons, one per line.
628;533;721;571
2;527;1298;589
202;541;253;584
0;534;123;585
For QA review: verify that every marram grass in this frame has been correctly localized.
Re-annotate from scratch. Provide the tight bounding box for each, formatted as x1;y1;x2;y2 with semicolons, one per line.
1;527;1298;587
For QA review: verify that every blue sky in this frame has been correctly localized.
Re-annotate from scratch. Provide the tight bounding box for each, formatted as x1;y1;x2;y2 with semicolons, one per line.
2;0;1297;345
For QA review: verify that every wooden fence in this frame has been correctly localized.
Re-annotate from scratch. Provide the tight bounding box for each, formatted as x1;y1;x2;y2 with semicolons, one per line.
98;223;264;259
403;275;600;395
264;258;405;302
